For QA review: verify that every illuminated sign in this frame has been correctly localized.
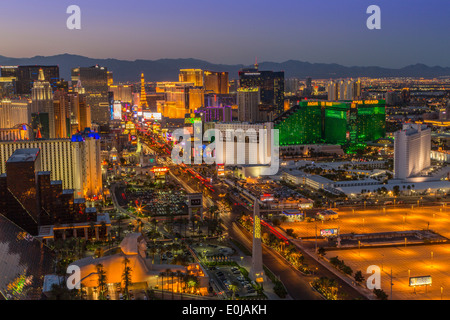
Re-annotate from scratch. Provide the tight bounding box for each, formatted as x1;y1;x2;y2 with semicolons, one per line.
352;100;380;105
113;101;122;120
125;122;135;129
320;228;339;237
307;101;319;106
409;276;432;287
217;164;225;176
254;216;261;239
260;193;274;202
143;112;162;120
150;167;169;173
185;117;202;124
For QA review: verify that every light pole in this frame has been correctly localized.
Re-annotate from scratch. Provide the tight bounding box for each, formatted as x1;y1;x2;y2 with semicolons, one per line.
390;268;393;300
431;251;434;269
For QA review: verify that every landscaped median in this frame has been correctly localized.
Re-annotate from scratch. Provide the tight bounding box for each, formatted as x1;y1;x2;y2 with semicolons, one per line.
238;215;312;275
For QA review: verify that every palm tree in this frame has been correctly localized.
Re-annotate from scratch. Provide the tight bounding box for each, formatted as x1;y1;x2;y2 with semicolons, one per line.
89;221;96;240
96;263;107;300
164;268;173;297
182;273;189;293
169;271;175;300
159;271;166;299
159;244;166;262
229;281;239;300
175;271;184;299
122;257;132;300
149;246;157;264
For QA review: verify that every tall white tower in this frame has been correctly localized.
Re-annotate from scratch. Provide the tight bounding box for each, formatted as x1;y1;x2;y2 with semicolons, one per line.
394;123;431;179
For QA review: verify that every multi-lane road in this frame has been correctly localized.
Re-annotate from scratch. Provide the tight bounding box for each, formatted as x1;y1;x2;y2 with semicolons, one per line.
137;134;367;300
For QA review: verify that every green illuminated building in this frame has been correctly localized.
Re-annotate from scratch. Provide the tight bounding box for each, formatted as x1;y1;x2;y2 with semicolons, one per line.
274;100;386;147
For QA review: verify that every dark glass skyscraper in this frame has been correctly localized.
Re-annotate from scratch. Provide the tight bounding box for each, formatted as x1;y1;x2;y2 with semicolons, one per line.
15;65;60;95
71;65;109;124
0;148;101;237
238;64;284;117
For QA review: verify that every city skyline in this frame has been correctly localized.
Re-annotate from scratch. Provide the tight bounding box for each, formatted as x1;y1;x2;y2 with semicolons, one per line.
1;0;450;68
0;0;449;305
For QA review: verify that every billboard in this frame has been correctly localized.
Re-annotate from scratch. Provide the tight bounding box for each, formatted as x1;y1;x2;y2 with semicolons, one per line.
260;193;274;202
217;164;225;176
150;167;169;174
320;228;339;237
185;117;202;124
187;193;203;208
113;101;122;120
143;112;162;120
409;276;432;287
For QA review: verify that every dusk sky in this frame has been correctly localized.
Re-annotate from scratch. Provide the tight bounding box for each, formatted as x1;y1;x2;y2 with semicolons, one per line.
1;0;449;68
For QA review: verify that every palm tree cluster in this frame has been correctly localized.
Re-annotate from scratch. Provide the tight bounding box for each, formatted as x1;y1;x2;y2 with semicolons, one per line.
158;269;200;299
96;263;108;300
52;238;86;278
312;277;339;300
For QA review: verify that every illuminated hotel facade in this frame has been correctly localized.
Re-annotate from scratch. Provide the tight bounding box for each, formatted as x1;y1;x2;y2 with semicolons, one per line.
394;123;431;179
179;69;204;87
0;134;102;198
274;100;386;147
0;98;31;137
109;84;133;103
237;87;260;123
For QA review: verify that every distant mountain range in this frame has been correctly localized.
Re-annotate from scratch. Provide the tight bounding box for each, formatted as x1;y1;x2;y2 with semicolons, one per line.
1;54;450;82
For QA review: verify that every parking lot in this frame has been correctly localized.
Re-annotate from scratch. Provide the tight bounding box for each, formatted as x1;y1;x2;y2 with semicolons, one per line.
326;245;450;300
192;243;234;259
123;187;187;217
281;205;450;240
209;265;257;298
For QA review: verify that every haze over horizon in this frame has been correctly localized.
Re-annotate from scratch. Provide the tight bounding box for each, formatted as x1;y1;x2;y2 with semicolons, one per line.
1;52;449;70
1;0;449;68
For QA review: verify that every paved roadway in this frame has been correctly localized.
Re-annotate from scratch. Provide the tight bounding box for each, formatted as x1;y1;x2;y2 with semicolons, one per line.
228;220;323;300
138;135;366;300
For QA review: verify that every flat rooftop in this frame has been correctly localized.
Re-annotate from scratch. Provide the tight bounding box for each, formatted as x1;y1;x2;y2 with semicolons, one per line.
6;148;40;163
